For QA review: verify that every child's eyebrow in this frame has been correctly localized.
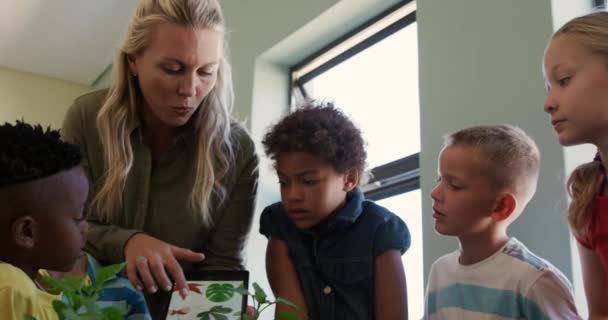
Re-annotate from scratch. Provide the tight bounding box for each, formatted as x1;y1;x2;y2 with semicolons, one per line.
277;169;319;177
550;63;571;76
441;173;462;182
295;170;320;177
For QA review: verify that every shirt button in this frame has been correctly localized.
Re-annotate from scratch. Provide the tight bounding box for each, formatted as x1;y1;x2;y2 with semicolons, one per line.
323;286;332;295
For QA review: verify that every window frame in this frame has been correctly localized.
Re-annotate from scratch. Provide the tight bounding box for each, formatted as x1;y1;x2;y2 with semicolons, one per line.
289;0;419;202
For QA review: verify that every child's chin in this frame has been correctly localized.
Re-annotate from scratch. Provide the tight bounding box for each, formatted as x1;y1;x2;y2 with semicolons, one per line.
57;254;85;272
293;222;311;229
434;224;455;236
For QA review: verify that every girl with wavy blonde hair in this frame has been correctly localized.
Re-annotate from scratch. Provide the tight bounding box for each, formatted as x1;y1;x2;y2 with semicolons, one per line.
543;11;608;318
61;1;258;316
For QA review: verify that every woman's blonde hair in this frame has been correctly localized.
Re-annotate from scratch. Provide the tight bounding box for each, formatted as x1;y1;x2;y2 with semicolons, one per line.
93;0;234;226
552;12;608;234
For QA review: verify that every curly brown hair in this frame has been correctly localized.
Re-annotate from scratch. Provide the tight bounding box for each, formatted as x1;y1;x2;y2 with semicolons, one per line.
262;101;367;174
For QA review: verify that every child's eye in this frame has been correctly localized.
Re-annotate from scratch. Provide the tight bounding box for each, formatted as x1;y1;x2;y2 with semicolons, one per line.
303;179;318;186
278;180;286;187
557;77;571;87
449;183;463;191
435;176;442;183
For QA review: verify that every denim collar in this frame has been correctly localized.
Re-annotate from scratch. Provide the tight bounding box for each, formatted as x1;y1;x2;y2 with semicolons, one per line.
332;188;364;229
302;188;364;235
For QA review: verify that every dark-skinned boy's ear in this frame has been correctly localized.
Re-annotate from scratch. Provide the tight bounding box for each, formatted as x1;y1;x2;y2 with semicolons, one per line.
12;216;36;249
492;193;517;222
343;168;360;192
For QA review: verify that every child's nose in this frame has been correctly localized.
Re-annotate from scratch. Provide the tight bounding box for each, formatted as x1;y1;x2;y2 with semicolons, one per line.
430;184;441;202
543;94;557;114
284;185;304;202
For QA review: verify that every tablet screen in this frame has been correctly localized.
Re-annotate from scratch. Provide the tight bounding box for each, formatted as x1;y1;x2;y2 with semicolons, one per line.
164;271;249;320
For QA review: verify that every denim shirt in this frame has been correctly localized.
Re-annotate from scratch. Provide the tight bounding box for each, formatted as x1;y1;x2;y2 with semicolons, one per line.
260;190;410;320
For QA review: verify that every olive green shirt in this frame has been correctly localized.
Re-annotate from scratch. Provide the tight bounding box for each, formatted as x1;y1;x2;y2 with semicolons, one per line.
61;90;258;271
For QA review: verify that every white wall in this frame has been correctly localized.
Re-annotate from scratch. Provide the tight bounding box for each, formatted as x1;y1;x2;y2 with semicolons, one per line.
0;66;89;128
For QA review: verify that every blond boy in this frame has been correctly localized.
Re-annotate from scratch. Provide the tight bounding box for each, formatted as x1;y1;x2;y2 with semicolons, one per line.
425;125;579;319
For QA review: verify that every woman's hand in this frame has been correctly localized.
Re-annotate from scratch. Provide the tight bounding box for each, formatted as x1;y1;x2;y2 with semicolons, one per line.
124;233;205;297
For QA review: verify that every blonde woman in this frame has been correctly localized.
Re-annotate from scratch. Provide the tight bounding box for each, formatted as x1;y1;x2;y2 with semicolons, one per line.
61;0;258;315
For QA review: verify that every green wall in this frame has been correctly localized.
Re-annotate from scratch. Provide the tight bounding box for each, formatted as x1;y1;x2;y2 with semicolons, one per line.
0;67;89;128
417;0;572;279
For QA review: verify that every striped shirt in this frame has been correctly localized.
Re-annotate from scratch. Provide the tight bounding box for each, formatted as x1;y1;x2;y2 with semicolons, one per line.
425;238;579;319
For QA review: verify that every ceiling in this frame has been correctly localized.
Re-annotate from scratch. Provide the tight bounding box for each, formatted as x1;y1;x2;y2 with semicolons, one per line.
0;0;138;86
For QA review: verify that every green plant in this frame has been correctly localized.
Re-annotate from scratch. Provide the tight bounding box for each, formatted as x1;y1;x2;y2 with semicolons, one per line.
235;283;305;320
41;262;127;320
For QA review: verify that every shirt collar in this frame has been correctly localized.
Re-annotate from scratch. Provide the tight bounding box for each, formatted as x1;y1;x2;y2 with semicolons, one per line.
302;189;364;235
328;188;364;231
128;112;196;146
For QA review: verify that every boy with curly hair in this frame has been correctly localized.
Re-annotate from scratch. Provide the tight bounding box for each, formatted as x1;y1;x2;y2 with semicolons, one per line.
0;121;88;320
260;102;410;320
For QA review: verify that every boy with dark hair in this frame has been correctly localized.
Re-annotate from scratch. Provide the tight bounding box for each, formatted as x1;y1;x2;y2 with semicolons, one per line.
260;102;411;320
0;121;88;319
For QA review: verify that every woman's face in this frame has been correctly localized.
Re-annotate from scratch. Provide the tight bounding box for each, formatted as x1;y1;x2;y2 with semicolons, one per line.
128;22;222;130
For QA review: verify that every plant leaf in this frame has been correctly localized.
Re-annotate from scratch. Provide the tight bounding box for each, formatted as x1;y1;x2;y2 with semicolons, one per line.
205;283;235;302
61;276;85;291
57;306;83;320
94;263;125;287
278;311;301;320
42;275;75;295
275;298;303;313
51;300;69;320
100;306;127;320
252;283;267;304
76;311;105;320
210;314;228;320
209;305;232;314
234;285;250;296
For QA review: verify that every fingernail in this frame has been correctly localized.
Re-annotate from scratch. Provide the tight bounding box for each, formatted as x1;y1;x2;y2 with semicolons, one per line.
150;286;157;293
165;285;172;291
181;288;189;297
136;285;143;291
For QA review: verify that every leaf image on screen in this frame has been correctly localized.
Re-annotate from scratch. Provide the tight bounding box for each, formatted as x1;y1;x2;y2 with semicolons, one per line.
167;281;244;320
206;283;235;302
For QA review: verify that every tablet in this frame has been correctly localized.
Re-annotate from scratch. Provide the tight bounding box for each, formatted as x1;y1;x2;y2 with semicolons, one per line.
162;270;249;320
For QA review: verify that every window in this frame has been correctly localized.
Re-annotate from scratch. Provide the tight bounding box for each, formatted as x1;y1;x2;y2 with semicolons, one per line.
290;1;422;318
594;0;606;9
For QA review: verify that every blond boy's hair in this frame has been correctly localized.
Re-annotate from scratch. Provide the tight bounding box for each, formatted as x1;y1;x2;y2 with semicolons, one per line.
445;124;540;206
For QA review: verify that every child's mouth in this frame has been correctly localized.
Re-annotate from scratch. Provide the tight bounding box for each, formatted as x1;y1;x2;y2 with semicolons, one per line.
432;207;446;219
288;209;308;219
